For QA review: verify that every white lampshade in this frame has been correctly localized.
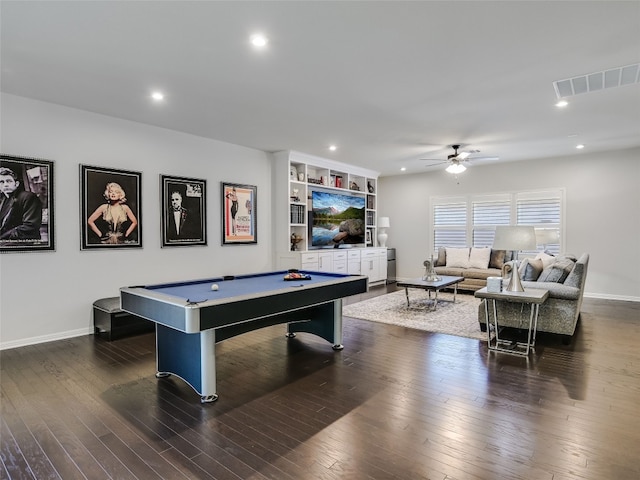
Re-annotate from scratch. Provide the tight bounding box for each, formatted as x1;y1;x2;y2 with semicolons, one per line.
535;229;560;246
493;226;537;251
378;217;390;229
492;226;536;292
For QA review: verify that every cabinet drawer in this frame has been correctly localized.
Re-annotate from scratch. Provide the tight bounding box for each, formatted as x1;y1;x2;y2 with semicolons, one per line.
300;253;318;264
347;250;361;260
333;251;347;261
333;261;348;273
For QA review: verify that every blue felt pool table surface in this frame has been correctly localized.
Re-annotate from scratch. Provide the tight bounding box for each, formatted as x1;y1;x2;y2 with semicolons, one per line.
148;270;349;302
121;270;369;334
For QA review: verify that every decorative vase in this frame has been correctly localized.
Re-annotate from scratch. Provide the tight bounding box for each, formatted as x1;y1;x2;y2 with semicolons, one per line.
377;230;388;248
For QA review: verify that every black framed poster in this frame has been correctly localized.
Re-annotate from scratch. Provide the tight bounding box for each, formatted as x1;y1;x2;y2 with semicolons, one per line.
80;165;142;249
0;154;55;253
161;175;207;247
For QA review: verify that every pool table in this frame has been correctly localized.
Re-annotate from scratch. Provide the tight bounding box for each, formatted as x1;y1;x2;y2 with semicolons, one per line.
120;270;368;403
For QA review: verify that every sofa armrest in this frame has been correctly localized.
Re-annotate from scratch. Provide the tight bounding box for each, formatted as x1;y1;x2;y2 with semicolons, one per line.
521;281;581;300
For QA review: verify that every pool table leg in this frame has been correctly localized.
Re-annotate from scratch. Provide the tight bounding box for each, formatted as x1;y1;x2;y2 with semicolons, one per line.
155;324;218;403
332;299;344;350
285;300;343;350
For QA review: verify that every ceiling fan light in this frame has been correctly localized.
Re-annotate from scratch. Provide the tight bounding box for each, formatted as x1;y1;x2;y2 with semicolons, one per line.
446;163;466;174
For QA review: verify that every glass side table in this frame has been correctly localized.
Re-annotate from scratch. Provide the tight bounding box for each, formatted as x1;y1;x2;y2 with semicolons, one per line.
474;287;549;356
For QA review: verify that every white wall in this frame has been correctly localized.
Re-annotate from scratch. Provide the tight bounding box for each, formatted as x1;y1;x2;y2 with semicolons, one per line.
0;94;273;348
2;93;638;348
377;148;640;302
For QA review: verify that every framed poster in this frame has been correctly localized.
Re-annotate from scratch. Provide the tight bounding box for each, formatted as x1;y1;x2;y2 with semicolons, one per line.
221;182;256;245
80;165;142;249
161;175;207;247
0;154;55;253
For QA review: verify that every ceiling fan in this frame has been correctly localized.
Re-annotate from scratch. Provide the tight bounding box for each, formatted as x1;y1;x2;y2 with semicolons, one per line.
421;144;499;174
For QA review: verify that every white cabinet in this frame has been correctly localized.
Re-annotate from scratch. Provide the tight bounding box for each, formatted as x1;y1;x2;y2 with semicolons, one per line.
360;248;387;285
290;250;342;273
300;252;319;270
318;251;333;272
361;249;380;284
272;150;380;255
333;251;348;273
347;250;361;274
273;150;385;284
279;248;384;284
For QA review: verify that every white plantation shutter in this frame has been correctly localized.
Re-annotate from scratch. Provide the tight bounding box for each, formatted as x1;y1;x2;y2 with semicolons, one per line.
433;201;467;250
430;190;564;254
517;191;563;255
472;196;511;247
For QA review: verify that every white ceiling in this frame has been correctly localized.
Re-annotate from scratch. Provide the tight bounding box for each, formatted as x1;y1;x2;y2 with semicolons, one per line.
2;1;639;177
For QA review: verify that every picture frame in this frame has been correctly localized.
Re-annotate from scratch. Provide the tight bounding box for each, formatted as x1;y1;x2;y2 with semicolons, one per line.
366;229;373;246
221;182;257;245
161;175;207;247
0;154;55;253
80;165;142;250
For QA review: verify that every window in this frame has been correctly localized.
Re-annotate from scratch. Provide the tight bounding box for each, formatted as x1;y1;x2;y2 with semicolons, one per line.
472;196;511;247
433;199;467;249
431;190;564;255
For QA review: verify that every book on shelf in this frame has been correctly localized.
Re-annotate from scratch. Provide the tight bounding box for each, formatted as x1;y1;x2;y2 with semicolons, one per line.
290;204;305;224
367;196;375;209
366;211;375;226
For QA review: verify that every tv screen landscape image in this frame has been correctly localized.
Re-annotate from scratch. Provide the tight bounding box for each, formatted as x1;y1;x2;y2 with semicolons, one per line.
310;190;366;247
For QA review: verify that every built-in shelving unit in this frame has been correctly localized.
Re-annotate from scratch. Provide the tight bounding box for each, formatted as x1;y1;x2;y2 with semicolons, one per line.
272;151;386;284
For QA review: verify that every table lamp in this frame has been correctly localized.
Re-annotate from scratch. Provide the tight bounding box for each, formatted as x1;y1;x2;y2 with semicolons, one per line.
492;225;537;292
377;217;390;248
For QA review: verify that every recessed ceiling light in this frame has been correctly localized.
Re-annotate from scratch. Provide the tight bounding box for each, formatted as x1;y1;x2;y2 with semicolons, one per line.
555;100;568;107
151;91;164;101
250;34;268;48
400;167;406;172
576;144;585;149
329;145;337;151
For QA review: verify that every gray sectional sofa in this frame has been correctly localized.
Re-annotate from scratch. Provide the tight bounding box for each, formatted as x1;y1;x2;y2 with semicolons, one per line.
478;253;589;339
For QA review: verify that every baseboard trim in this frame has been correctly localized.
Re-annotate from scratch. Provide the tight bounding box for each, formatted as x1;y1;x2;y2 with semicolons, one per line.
583;292;640;303
0;327;93;351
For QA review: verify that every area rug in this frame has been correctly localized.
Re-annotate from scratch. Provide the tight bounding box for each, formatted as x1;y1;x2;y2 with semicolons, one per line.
343;289;487;341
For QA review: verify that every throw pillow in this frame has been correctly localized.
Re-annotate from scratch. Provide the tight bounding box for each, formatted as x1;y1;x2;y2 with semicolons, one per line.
489;249;507;269
469;247;491;269
535;251;556;270
435;247;447;267
445;247;470;268
518;258;544;281
537;258;575;283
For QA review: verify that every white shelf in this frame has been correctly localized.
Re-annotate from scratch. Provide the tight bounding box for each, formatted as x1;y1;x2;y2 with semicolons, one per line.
273;150;382;258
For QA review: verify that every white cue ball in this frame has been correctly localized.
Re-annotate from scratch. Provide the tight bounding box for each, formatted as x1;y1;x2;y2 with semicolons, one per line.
211;284;219;291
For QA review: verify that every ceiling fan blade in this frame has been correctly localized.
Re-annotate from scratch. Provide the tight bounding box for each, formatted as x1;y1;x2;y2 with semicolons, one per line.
423;160;448;168
467;156;500;162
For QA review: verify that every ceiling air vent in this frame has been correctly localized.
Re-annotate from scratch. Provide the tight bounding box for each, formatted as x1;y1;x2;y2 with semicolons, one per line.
553;63;639;98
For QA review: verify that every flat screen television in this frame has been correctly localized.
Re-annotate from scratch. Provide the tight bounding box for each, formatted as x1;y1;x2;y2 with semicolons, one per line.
310;190;366;248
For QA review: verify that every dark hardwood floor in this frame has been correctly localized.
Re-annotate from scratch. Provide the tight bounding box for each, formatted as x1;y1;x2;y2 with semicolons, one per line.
2;285;639;480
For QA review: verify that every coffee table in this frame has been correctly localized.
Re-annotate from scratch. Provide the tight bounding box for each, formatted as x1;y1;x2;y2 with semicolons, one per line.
474;287;549;356
396;275;464;311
